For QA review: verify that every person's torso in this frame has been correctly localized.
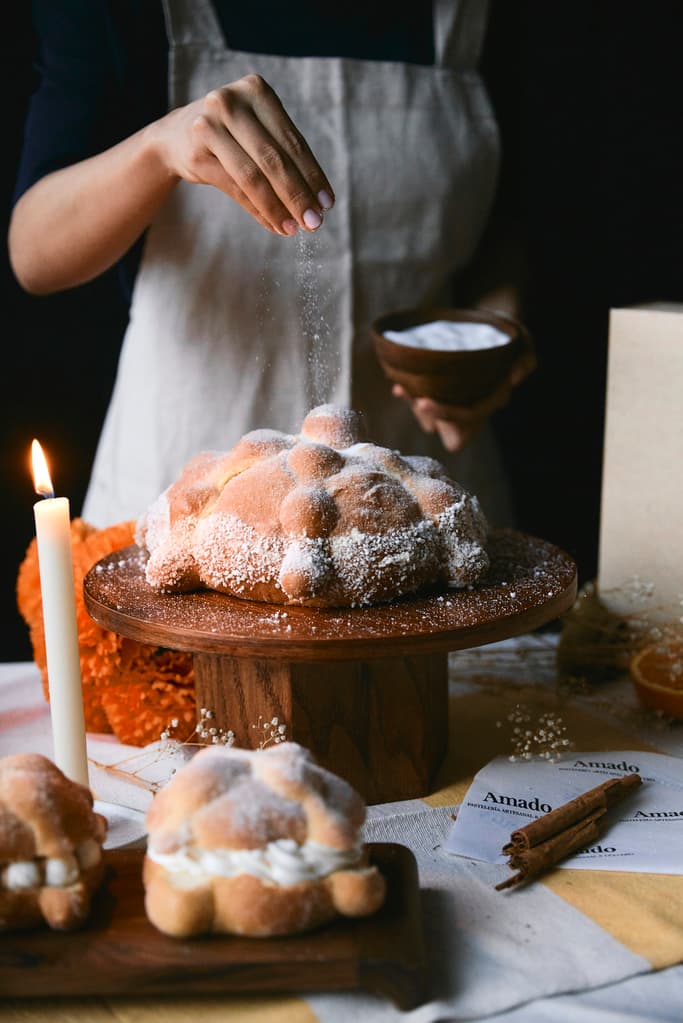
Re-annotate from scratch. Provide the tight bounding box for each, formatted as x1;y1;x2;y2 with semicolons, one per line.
83;0;507;526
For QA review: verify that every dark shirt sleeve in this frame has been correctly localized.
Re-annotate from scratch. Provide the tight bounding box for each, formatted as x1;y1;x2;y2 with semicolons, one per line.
18;2;111;201
13;1;167;298
14;0;167;205
13;0;432;302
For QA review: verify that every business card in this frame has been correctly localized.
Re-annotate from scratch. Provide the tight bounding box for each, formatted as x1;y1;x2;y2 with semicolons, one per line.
445;751;683;873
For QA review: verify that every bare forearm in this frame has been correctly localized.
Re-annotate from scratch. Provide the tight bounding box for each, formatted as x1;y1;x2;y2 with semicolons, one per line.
8;123;178;295
9;75;336;296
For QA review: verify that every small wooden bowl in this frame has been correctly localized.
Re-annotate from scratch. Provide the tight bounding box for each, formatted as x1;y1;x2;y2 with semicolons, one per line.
371;306;526;406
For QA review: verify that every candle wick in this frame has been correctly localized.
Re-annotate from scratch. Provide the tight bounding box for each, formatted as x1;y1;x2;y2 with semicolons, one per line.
36;486;55;500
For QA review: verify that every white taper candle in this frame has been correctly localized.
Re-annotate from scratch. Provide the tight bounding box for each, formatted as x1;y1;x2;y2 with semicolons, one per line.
31;440;89;787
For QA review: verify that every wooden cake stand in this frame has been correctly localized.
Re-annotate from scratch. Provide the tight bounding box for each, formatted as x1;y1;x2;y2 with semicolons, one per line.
84;529;576;803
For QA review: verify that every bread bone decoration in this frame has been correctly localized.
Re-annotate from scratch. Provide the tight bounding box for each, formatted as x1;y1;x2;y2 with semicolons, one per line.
143;742;386;937
0;753;107;931
136;404;489;607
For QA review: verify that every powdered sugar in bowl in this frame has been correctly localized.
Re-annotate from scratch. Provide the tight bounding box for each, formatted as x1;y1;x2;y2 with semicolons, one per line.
371;306;529;406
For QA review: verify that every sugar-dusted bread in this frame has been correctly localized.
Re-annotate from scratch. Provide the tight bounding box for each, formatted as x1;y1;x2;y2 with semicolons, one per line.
136;404;489;606
143;743;386;938
0;754;107;931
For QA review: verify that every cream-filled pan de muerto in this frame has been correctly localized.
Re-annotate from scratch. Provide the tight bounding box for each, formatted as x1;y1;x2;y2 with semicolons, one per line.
137;404;489;606
0;754;107;931
143;742;386;938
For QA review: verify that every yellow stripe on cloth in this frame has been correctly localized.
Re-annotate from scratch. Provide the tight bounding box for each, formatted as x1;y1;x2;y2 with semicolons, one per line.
422;685;659;808
0;995;318;1023
419;683;683;969
543;869;683;968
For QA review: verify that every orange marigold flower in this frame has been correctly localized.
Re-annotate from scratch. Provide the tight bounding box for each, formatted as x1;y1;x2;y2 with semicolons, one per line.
16;518;195;744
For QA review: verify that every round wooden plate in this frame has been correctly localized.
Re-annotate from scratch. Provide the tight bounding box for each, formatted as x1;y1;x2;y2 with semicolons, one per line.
83;529;577;661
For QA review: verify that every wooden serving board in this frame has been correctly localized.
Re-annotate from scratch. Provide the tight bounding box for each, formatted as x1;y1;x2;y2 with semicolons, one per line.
0;844;425;1010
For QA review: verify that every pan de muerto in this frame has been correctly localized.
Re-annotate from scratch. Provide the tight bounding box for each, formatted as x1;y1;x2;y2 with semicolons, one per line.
0;754;107;931
136;404;489;607
143;742;386;937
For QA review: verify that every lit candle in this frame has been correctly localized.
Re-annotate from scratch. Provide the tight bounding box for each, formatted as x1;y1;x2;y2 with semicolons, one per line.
31;439;89;787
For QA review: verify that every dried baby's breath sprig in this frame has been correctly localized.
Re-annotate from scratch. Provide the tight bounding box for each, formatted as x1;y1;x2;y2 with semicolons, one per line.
251;715;288;749
89;707;236;797
557;578;683;686
88;736;190;796
91;707;290;800
87;749;169;795
496;704;573;763
193;707;236;746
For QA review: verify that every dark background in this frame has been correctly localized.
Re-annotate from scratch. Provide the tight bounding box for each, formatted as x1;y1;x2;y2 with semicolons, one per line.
3;7;129;661
3;2;683;660
488;1;683;588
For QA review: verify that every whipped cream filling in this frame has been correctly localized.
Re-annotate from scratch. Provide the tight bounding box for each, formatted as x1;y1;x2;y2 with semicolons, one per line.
3;860;41;891
148;838;362;888
44;854;79;887
1;839;102;892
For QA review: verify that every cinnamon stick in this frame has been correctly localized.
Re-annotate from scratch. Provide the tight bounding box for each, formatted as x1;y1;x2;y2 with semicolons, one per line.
496;773;642;891
502;774;641;853
496;811;604;890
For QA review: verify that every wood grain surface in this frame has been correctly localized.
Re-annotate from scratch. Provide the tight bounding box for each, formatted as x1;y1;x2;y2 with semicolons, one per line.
83;529;577;661
192;649;449;803
0;844;425;1010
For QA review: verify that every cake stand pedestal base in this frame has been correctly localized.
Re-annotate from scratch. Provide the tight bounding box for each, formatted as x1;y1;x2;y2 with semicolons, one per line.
194;650;448;804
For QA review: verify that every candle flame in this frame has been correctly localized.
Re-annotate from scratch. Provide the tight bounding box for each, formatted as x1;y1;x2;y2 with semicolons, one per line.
31;439;54;499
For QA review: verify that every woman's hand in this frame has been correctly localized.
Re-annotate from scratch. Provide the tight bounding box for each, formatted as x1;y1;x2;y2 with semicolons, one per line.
10;74;335;294
155;75;334;235
393;338;536;452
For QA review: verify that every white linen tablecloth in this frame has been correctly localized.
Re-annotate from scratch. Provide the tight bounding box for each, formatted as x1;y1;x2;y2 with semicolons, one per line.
2;637;683;1022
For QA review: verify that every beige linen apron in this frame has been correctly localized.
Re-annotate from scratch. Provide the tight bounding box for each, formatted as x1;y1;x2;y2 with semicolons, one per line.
83;0;512;528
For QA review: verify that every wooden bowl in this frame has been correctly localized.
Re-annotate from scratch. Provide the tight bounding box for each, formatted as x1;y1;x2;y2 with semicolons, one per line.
371;306;526;406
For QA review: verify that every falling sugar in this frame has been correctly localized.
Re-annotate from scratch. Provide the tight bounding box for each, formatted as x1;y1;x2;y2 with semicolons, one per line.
296;231;339;407
253;262;276;377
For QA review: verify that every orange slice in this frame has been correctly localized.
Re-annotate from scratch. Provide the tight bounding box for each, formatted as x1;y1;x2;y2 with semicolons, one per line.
630;643;683;719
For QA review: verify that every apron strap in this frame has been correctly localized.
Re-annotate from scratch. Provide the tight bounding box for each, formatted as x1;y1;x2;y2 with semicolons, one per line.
163;0;489;71
161;0;224;49
434;0;490;70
